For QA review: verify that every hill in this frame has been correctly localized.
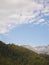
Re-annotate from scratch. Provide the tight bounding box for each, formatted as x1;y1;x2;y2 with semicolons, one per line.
0;41;49;65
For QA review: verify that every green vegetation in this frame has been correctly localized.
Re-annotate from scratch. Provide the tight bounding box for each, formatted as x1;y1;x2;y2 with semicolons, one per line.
0;41;49;65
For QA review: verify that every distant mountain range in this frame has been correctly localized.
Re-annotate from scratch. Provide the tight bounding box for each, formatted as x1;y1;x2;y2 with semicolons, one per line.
22;45;49;54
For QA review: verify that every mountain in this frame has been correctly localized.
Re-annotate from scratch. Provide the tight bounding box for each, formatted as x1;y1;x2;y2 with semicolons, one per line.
22;45;49;54
22;45;36;52
0;41;49;65
34;45;49;54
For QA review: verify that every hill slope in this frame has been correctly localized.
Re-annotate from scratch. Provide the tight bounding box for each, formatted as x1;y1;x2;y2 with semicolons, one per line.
0;41;49;65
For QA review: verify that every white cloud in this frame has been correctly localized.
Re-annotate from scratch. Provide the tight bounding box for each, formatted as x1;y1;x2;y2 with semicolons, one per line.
0;0;49;33
35;19;45;24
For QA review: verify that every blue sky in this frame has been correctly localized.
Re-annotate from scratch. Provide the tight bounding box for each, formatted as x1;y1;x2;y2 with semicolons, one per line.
0;23;49;46
0;0;49;46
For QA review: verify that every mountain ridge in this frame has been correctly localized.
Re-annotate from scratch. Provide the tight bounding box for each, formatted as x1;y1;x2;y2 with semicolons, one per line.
0;41;49;65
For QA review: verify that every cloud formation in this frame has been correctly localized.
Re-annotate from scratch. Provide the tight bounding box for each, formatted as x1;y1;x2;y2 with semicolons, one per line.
0;0;49;33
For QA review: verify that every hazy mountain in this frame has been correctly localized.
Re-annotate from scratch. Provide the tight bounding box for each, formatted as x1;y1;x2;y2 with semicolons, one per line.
34;45;49;54
0;41;49;65
22;45;49;54
22;45;36;51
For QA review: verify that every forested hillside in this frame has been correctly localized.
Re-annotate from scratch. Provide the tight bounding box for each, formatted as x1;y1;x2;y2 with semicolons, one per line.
0;41;49;65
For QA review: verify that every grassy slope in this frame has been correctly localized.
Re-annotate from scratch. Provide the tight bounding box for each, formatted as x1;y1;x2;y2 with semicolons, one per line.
0;41;49;65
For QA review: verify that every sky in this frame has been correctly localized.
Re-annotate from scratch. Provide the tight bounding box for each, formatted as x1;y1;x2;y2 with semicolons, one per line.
0;0;49;46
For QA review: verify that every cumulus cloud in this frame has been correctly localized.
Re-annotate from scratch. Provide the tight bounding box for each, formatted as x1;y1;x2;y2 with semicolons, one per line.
0;0;49;33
